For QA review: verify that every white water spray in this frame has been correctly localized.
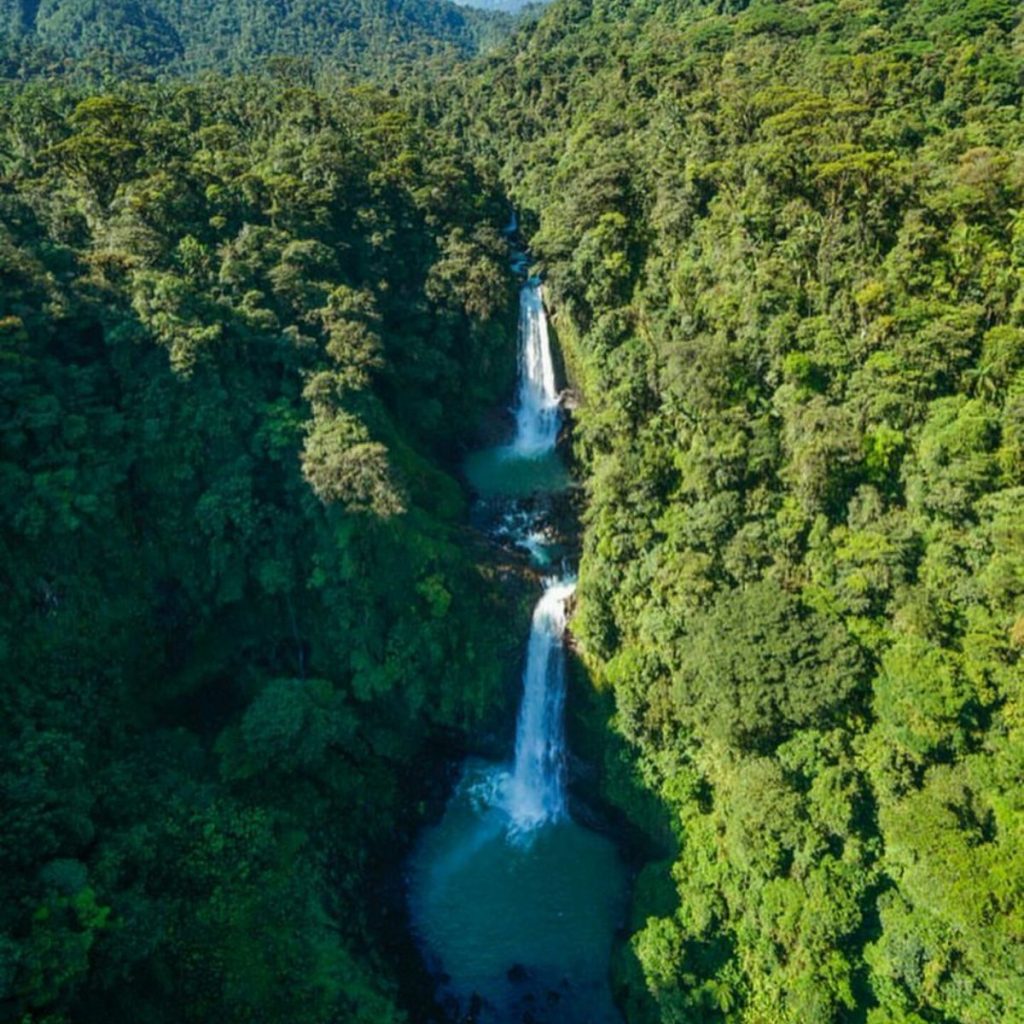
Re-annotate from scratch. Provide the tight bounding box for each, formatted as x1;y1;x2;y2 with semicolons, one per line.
512;280;561;456
507;578;575;831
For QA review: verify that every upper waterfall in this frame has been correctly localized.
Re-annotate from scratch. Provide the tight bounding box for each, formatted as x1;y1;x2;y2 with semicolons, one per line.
512;280;561;456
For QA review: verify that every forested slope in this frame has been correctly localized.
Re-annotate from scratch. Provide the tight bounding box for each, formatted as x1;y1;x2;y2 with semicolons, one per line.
0;0;514;78
3;1;1024;1023
442;0;1024;1021
0;74;519;1023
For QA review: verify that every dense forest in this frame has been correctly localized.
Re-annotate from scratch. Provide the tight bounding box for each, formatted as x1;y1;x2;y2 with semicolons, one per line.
0;0;515;79
442;0;1024;1021
2;1;1022;1023
0;71;525;1022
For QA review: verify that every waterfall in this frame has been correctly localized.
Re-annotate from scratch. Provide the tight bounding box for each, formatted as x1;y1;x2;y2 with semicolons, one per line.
504;273;572;831
512;280;561;456
507;578;575;831
408;222;627;1024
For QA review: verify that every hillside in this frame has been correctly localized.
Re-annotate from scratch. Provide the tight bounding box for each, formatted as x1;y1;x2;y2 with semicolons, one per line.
442;0;1024;1020
1;1;1022;1023
0;73;521;1023
0;0;514;76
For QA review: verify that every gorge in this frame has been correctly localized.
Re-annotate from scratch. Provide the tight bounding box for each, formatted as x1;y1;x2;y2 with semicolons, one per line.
2;3;1022;1023
409;242;626;1023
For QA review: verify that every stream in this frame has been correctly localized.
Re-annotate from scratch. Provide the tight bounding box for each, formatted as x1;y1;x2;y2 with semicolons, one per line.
407;228;627;1023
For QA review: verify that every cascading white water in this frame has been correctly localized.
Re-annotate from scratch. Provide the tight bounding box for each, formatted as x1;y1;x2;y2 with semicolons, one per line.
506;579;575;830
504;275;572;831
512;280;561;456
408;223;627;1024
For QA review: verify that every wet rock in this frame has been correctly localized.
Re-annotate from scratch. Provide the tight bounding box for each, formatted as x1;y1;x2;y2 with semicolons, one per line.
558;387;581;410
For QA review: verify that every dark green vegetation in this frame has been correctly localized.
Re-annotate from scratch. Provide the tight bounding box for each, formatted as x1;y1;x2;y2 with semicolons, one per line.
443;0;1024;1021
0;73;520;1022
0;0;514;79
2;1;1024;1023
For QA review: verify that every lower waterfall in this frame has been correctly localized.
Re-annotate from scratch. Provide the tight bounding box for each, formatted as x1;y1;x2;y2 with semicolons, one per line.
506;578;574;831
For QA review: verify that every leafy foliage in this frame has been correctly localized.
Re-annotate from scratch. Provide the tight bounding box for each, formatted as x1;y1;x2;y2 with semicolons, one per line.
4;1;1024;1022
0;73;518;1023
0;0;515;79
440;0;1024;1020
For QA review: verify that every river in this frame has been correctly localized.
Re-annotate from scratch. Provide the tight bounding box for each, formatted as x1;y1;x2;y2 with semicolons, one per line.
407;227;627;1023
